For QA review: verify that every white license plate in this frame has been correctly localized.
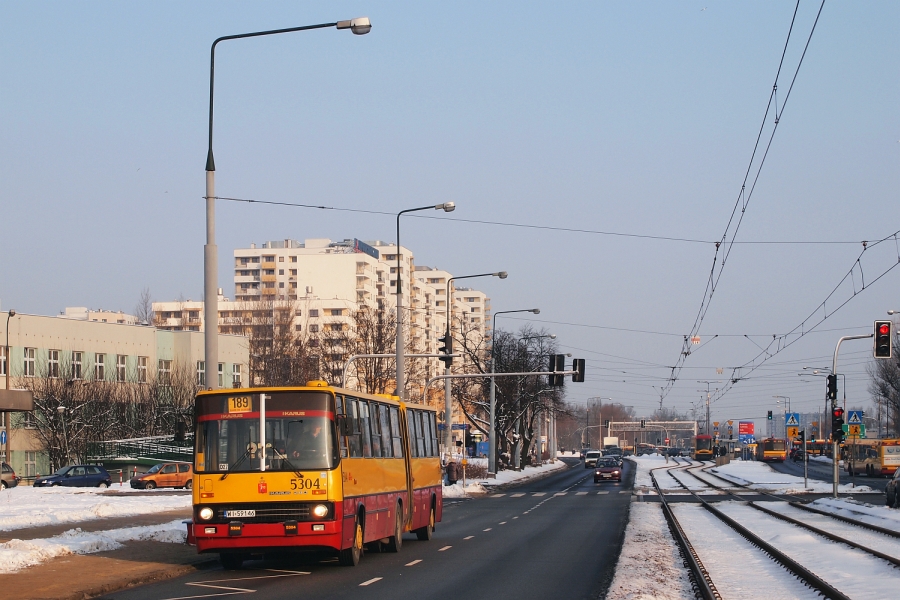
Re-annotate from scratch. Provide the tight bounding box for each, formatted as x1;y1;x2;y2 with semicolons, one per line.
602;474;612;478
225;510;256;518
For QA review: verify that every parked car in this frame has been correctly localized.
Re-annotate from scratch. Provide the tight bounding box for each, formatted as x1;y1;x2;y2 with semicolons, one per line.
584;450;602;468
130;462;193;490
1;462;20;489
34;465;112;488
886;467;900;509
594;457;622;482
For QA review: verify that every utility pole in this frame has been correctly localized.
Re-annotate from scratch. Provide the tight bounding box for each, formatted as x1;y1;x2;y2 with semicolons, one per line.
697;381;720;436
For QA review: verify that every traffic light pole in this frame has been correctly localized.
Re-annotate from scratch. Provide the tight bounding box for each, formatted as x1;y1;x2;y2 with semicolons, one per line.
830;334;872;498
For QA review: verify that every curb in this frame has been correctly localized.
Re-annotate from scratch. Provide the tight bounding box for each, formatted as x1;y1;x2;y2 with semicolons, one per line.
79;557;220;600
482;460;577;493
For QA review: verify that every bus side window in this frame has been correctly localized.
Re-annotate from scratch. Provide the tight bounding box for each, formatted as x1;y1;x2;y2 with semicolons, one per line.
378;404;393;458
359;400;373;458
389;406;403;458
335;395;349;458
407;409;418;458
428;412;438;457
369;402;383;457
415;411;426;457
347;398;362;458
423;411;434;457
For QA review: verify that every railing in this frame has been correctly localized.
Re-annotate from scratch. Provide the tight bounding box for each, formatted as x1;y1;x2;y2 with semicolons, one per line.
87;435;194;463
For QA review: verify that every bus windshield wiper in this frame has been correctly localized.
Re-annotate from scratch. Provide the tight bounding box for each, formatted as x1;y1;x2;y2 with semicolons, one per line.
220;446;252;480
272;447;304;479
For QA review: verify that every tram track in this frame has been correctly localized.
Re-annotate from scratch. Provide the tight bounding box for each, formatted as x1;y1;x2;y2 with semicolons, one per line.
649;458;900;599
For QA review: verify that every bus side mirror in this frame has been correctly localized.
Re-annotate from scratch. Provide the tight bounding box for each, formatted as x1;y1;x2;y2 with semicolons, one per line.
337;414;360;436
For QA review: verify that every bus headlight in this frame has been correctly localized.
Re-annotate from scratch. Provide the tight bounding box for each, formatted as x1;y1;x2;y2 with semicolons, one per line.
198;507;214;521
312;504;329;518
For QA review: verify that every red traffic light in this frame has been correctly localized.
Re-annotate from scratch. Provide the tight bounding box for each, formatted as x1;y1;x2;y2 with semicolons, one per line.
879;323;891;336
833;407;844;419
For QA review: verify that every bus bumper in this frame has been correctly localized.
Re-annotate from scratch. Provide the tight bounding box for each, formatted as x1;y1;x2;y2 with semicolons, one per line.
191;521;343;554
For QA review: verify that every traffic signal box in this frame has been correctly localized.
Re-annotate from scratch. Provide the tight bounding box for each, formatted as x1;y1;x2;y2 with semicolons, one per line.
572;358;585;383
548;354;565;386
767;410;772;420
438;332;453;367
832;407;845;443
827;374;838;401
874;320;893;359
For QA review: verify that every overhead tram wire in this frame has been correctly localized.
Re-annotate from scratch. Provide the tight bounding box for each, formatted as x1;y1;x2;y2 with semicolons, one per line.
660;0;827;401
213;196;873;246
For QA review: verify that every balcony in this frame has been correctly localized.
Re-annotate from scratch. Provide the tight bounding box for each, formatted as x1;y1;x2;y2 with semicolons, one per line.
261;261;276;270
262;288;277;296
261;274;277;283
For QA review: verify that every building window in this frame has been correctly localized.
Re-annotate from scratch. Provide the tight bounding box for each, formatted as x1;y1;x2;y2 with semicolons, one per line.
116;355;127;382
24;348;35;377
1;346;6;377
158;360;172;385
330;309;343;316
309;324;319;333
48;350;60;378
309;309;319;318
197;361;206;386
279;282;285;288
72;351;83;380
290;256;297;262
24;452;36;477
278;269;284;275
95;353;105;380
295;324;302;331
329;323;343;332
278;256;284;262
137;356;148;383
218;363;224;388
232;365;242;388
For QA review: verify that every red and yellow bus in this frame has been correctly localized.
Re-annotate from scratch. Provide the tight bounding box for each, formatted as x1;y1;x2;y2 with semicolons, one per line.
755;438;788;462
186;382;442;569
845;438;900;477
692;435;714;461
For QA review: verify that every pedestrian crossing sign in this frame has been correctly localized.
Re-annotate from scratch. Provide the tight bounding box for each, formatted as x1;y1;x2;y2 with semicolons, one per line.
785;413;800;426
848;410;863;424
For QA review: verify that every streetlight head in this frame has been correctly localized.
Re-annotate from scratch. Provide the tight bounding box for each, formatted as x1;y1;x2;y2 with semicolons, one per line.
57;406;65;414
8;309;15;317
531;308;540;314
550;334;557;339
889;310;898;315
436;202;455;212
496;271;508;279
337;17;372;35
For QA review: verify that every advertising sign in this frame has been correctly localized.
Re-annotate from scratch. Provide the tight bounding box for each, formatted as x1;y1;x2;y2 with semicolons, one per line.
738;420;755;445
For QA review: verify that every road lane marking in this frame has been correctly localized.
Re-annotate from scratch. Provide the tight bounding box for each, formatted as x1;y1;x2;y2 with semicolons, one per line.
170;571;310;600
513;516;519;519
405;560;422;566
464;536;474;540
483;528;492;531
491;493;506;498
360;577;382;586
511;493;525;497
439;546;452;551
619;490;631;494
576;492;588;496
597;491;609;494
532;492;546;497
554;492;567;496
499;521;507;525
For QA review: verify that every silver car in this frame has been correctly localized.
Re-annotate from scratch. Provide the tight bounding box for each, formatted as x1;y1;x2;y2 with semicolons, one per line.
584;450;602;468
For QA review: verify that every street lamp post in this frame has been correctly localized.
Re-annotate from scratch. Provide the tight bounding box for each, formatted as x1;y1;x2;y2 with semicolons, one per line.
488;308;540;475
773;395;791;439
4;309;15;464
697;381;720;436
394;203;455;401
442;271;506;457
203;17;371;390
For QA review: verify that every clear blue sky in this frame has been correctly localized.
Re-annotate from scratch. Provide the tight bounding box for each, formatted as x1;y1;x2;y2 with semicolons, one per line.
2;1;898;433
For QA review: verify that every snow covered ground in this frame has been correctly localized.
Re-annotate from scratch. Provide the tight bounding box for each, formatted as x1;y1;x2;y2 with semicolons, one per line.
0;484;191;532
442;459;569;498
710;460;872;494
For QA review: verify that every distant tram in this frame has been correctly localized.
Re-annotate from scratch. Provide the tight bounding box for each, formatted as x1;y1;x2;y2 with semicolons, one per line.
755;438;788;462
692;435;714;461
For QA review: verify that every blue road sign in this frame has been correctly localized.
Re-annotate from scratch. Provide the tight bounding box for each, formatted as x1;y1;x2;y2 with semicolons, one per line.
0;430;6;445
847;410;863;425
785;413;800;427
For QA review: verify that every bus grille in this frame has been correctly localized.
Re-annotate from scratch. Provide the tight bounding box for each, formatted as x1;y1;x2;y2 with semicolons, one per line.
215;502;312;523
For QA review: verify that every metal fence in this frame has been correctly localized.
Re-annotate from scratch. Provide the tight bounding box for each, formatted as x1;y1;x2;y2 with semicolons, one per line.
87;435;194;463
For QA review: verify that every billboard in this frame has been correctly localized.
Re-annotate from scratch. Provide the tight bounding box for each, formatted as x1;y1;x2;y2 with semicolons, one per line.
738;420;755;444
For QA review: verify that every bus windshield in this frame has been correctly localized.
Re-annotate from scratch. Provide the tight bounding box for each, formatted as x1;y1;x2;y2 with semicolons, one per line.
194;391;339;473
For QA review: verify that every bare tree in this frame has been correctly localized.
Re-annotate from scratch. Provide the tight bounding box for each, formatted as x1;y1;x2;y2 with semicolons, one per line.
134;287;154;325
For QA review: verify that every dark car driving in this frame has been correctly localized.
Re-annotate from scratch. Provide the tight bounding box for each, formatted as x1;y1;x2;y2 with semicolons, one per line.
594;457;622;482
33;465;112;488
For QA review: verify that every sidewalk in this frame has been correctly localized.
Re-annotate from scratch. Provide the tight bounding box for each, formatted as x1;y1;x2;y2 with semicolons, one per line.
0;508;217;600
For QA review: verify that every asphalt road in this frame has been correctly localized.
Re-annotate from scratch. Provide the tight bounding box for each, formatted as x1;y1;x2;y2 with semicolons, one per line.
102;458;634;600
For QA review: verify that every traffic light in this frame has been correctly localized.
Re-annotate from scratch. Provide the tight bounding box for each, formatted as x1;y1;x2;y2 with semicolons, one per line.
799;430;805;443
640;419;645;428
548;354;565;386
832;407;845;443
572;358;585;382
438;331;453;367
767;410;772;420
874;320;893;359
827;374;838;401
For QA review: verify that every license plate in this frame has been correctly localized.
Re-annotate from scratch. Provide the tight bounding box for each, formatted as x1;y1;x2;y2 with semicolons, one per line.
602;474;611;478
224;510;256;518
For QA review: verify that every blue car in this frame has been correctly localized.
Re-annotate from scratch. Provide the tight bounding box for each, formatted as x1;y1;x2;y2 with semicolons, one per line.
34;465;112;488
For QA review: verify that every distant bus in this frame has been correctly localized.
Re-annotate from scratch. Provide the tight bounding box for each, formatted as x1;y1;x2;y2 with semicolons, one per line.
187;382;442;569
846;439;900;477
692;435;714;461
755;438;787;462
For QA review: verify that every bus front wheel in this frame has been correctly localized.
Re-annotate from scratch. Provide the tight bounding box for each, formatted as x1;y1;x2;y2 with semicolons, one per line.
339;520;363;566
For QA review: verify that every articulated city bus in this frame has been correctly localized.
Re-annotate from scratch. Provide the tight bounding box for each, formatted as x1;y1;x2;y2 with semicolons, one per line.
692;435;714;461
186;382;442;569
755;438;788;462
846;439;900;477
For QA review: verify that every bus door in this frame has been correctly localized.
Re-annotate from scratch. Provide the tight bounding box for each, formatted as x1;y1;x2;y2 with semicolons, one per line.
398;405;415;529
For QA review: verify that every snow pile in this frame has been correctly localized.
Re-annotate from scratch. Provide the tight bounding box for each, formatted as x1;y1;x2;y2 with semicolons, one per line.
442;460;569;497
625;454;674;493
710;460;871;494
607;503;692;600
0;519;186;573
0;485;191;532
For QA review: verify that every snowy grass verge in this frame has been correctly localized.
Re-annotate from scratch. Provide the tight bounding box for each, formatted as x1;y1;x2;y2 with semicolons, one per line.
442;460;569;497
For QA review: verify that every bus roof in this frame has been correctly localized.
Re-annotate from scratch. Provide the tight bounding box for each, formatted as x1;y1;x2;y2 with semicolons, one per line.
195;383;437;412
